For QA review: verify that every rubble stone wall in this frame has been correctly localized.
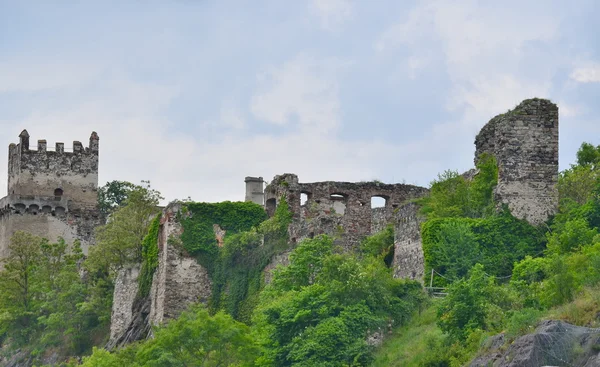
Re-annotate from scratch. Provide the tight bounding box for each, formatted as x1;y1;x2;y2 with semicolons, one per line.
475;98;559;224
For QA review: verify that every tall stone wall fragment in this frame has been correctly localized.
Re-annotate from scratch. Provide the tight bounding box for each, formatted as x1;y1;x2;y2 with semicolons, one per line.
108;265;141;344
392;202;425;281
475;98;559;224
149;203;212;326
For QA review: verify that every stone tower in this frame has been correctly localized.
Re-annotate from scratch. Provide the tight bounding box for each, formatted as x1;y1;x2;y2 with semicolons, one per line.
244;176;264;206
0;130;103;258
475;98;559;225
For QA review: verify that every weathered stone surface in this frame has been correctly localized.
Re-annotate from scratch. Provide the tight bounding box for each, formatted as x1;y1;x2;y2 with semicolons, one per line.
470;320;600;367
108;265;141;345
0;130;102;258
263;250;292;284
475;98;559;225
148;204;212;326
108;203;213;347
264;174;429;251
392;202;426;281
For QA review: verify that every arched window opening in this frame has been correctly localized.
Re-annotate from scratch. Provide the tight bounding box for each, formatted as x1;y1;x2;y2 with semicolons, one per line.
54;188;63;197
371;196;387;209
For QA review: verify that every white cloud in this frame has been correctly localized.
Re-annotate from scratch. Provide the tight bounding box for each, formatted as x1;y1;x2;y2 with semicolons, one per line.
376;0;561;128
250;55;344;134
570;64;600;83
309;0;354;31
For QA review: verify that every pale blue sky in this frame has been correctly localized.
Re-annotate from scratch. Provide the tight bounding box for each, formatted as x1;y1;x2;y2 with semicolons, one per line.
1;0;599;203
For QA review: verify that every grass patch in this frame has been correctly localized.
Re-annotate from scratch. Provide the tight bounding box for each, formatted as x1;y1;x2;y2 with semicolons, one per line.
372;301;445;367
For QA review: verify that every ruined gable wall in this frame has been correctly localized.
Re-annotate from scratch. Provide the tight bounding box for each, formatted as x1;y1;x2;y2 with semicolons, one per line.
264;174;429;251
475;98;559;224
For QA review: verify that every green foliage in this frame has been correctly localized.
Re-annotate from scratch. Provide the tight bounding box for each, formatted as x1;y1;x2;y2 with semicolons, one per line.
360;225;394;264
419;154;498;219
422;212;545;286
180;199;287;321
97;180;137;216
576;142;600;167
138;214;162;298
87;183;163;276
81;306;260;367
0;232;107;362
180;201;268;256
436;265;491;342
254;235;425;366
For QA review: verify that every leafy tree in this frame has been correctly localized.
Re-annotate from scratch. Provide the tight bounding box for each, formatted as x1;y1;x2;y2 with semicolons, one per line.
437;265;496;342
0;233;105;360
254;235;425;366
87;183;163;275
97;180;137;216
0;231;44;345
576;142;600;167
81;306;260;367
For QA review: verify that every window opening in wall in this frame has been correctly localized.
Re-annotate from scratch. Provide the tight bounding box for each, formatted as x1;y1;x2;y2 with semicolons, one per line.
371;196;387;209
54;188;63;197
300;193;309;206
329;193;347;215
266;198;277;217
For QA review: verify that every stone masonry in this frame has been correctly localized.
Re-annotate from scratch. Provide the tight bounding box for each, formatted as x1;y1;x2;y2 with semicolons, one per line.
263;174;429;251
0;130;103;257
475;98;559;225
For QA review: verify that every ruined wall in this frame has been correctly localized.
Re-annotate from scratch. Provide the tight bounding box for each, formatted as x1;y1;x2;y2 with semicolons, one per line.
475;98;559;224
109;203;213;347
391;202;426;281
109;265;141;344
264;174;429;251
148;204;212;325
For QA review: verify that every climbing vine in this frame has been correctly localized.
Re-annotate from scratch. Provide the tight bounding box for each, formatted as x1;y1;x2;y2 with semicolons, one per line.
138;214;161;298
179;199;291;322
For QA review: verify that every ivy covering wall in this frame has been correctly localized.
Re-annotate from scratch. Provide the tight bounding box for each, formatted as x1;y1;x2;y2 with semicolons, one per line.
179;199;291;322
138;214;162;298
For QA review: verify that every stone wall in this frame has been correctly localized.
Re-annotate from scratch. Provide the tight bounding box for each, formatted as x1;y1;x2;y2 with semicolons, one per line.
475;98;559;224
391;202;426;281
8;130;99;210
0;195;102;256
148;204;212;325
264;174;429;251
0;130;102;259
244;176;264;206
108;203;214;347
108;265;141;344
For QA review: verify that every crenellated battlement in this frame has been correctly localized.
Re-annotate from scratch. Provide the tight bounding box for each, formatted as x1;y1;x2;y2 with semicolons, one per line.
7;129;100;211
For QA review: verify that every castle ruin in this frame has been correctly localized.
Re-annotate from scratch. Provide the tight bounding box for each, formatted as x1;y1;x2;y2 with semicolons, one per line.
0;130;103;258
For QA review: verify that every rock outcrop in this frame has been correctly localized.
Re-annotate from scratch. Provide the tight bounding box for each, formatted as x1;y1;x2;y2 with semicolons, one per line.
470;320;600;367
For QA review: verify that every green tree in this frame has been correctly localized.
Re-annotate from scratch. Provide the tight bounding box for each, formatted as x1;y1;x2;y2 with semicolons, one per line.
87;183;163;275
81;306;260;367
0;231;44;345
436;265;494;342
576;142;600;167
254;235;424;366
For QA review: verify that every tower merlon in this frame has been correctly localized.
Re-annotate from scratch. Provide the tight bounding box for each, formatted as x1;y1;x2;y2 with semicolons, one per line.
89;131;99;152
38;140;47;152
